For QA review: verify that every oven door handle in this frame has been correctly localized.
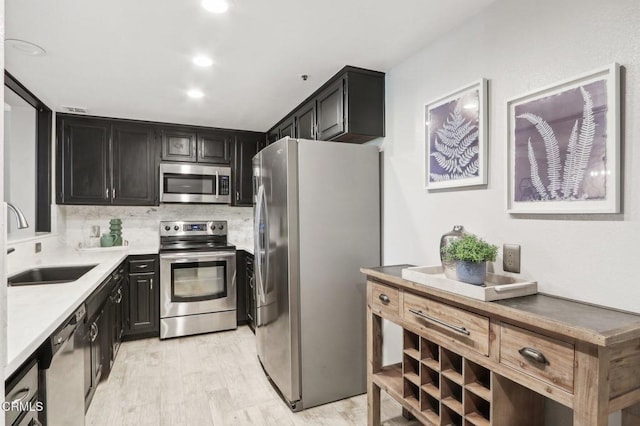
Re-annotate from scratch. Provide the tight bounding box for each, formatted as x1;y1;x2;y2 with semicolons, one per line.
160;253;235;263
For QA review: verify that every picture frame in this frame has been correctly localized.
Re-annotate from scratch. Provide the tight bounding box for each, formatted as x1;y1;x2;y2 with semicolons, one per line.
506;63;620;214
425;79;488;190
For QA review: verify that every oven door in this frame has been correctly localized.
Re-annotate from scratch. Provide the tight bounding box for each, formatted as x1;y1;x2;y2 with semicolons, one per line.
159;251;236;318
159;163;231;204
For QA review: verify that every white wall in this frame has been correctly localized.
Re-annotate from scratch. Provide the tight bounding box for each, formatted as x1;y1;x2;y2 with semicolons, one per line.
5;103;36;239
381;0;638;422
383;0;640;313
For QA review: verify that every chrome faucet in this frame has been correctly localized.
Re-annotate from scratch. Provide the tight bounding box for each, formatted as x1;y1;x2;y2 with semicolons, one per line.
7;202;29;229
6;202;29;254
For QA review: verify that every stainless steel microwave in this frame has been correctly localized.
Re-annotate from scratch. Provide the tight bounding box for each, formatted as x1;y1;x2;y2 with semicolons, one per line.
159;163;231;204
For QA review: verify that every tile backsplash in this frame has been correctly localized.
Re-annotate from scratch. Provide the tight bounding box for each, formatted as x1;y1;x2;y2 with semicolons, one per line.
58;204;253;251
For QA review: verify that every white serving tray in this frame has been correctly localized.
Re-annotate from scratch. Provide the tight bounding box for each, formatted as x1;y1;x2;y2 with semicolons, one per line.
401;265;537;301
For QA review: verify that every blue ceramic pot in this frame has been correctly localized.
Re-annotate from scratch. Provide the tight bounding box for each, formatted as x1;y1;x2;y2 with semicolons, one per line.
455;261;486;286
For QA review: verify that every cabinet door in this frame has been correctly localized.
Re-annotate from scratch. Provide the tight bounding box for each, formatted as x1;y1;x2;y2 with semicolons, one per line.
246;255;255;333
316;78;345;140
58;116;110;204
267;129;279;144
197;131;231;164
112;124;157;205
232;134;260;206
295;100;316;140
161;128;197;162
278;116;296;139
127;272;158;334
236;251;247;324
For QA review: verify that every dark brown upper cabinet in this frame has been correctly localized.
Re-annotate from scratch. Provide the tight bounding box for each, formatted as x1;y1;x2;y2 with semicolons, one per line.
112;123;157;205
160;128;197;162
57;114;157;206
317;79;344;141
267;66;385;144
278;116;296;139
232;132;264;206
161;127;231;164
197;131;232;164
295;99;317;140
58;116;111;205
267;129;279;144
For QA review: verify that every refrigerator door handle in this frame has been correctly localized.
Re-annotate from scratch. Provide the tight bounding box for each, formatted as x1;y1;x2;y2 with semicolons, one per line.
254;184;267;306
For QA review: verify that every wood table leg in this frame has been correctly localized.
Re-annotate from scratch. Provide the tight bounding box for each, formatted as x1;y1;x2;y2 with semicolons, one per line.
367;292;383;426
573;342;610;426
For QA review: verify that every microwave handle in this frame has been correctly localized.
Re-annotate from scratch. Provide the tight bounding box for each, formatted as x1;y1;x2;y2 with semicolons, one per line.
215;170;219;199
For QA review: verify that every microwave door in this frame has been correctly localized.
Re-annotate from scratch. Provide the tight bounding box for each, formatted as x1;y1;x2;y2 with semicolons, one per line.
159;163;231;204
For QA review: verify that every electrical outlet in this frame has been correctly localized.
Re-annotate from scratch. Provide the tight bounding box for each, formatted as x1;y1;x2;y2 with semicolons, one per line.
503;244;521;273
35;242;42;253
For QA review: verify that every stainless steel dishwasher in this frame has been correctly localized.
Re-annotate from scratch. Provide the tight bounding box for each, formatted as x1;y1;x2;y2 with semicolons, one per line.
39;304;87;426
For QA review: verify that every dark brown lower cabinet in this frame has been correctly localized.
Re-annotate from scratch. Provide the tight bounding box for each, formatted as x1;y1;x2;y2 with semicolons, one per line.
84;308;104;410
236;250;255;332
123;255;159;340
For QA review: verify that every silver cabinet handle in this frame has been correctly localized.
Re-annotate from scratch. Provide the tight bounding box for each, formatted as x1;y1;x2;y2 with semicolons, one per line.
150;278;153;291
519;347;549;365
237;191;240;201
137;263;148;268
105;188;109;198
113;187;116;199
90;323;99;342
408;308;470;336
378;294;390;305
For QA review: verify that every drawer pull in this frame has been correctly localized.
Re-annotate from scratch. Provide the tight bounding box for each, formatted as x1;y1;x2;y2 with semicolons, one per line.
378;294;390;305
518;347;549;365
409;308;470;336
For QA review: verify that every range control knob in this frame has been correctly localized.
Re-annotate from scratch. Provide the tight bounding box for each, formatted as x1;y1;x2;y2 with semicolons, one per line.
164;225;170;231
218;225;224;230
174;225;179;231
210;224;216;231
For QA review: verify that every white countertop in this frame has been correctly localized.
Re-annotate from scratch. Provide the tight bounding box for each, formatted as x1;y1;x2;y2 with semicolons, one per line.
5;247;147;379
234;243;253;255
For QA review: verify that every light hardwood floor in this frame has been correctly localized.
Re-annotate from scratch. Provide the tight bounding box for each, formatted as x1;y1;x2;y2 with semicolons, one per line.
86;326;419;425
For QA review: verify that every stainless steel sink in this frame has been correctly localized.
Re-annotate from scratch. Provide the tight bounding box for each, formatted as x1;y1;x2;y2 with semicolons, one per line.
8;265;98;286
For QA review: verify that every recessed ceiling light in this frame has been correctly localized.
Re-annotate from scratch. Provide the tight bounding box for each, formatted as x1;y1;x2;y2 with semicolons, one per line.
192;55;213;67
6;39;47;56
187;89;204;99
201;0;229;14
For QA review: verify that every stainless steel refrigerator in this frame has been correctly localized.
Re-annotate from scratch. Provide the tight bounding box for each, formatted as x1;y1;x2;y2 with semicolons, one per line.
253;137;380;411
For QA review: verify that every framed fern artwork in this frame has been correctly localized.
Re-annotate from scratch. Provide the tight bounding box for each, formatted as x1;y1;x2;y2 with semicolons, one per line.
425;79;488;190
507;63;620;214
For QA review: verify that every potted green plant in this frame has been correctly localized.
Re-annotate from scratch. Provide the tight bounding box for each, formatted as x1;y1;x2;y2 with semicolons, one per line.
442;234;498;285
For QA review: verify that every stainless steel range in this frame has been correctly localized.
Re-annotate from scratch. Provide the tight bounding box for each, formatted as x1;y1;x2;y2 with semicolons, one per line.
159;220;236;339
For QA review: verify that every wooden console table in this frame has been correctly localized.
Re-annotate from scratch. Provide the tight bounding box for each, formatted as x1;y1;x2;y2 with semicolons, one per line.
362;265;640;426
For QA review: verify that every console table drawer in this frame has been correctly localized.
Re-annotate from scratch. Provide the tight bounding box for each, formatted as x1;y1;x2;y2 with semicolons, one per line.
371;282;399;316
403;291;490;356
499;323;575;393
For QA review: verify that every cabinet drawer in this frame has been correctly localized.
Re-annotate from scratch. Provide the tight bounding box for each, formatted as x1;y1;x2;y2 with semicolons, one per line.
129;259;156;273
499;323;575;393
403;291;490;356
370;282;399;316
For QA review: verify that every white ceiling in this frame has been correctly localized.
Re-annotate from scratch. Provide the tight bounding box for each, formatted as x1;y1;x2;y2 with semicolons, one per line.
5;0;497;132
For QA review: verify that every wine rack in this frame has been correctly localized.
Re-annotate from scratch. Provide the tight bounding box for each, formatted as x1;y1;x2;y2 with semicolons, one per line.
398;330;492;426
